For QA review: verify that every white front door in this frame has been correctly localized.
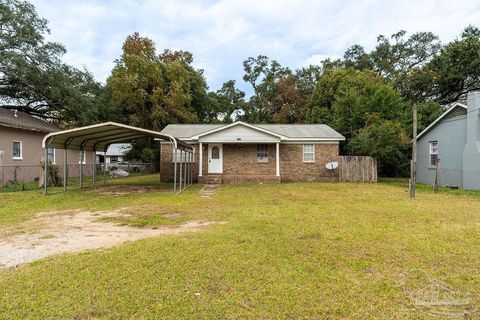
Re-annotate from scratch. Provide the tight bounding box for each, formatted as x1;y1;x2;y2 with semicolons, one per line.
208;144;223;173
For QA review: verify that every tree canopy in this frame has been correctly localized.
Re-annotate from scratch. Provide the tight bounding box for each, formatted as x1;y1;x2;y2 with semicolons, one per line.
0;0;115;126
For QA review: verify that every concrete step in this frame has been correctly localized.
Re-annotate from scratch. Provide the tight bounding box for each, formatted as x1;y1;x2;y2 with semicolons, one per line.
201;175;223;184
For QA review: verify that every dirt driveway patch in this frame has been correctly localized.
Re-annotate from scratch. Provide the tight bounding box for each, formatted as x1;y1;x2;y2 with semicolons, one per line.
94;185;170;195
0;209;222;269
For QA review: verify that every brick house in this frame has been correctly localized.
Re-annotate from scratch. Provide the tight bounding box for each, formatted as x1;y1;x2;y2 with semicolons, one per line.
159;122;344;183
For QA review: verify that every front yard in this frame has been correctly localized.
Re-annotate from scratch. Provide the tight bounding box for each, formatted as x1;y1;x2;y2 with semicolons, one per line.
0;176;479;318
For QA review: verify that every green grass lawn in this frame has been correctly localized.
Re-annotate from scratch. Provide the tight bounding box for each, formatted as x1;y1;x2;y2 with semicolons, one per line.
0;175;479;319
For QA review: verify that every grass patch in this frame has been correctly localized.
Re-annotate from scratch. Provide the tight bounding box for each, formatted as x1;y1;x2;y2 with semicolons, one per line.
0;177;479;318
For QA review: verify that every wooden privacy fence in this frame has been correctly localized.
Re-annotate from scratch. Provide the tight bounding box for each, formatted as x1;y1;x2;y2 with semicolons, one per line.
338;156;377;182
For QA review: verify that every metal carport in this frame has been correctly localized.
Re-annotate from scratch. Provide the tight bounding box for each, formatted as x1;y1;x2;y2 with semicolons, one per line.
42;122;194;195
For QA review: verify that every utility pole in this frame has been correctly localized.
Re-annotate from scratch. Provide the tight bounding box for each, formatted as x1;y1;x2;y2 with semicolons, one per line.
410;103;417;199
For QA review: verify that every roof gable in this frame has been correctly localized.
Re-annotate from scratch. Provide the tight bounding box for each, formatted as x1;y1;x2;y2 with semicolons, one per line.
196;122;283;143
193;122;285;140
417;103;467;139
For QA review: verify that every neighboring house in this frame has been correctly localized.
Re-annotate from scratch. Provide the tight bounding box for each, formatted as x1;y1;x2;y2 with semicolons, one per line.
0;108;94;185
417;91;480;190
96;143;131;164
159;122;345;183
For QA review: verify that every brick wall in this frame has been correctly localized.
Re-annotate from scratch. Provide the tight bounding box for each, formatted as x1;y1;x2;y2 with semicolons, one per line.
160;142;339;183
223;144;276;175
160;143;203;183
279;143;339;182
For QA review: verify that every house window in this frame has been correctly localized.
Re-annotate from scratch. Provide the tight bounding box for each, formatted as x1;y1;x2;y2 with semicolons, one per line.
257;144;268;162
429;141;438;166
172;147;195;163
303;144;315;162
12;141;22;159
110;156;119;163
47;148;55;164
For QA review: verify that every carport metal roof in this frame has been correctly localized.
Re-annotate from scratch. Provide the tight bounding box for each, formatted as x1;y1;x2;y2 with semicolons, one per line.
42;122;193;151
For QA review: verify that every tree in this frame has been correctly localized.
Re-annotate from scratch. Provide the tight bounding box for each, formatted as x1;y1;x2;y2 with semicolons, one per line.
242;55;291;122
348;120;410;176
270;75;306;123
107;33;202;131
0;0;111;125
307;68;413;175
425;26;480;104
209;80;246;122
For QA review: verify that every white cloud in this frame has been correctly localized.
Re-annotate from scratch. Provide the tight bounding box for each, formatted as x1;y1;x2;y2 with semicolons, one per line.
302;54;342;67
30;0;480;93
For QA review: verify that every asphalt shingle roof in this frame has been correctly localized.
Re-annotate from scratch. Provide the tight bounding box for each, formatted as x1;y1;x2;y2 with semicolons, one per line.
0;108;60;133
160;123;344;140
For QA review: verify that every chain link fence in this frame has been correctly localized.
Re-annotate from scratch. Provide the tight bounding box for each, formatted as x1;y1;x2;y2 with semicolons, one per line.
0;162;156;192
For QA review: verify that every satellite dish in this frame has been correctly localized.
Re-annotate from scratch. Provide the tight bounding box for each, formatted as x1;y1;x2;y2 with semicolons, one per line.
325;161;338;170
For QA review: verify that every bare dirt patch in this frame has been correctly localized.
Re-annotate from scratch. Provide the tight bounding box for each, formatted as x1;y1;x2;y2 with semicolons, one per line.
94;185;170;195
0;208;222;269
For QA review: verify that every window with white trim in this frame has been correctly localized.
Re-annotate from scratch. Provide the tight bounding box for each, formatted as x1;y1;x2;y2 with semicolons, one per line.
172;147;195;163
303;144;315;162
12;141;22;159
256;144;268;162
47;148;55;164
429;141;438;166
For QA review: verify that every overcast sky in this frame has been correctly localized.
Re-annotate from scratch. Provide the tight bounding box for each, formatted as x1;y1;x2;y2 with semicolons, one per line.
31;0;480;95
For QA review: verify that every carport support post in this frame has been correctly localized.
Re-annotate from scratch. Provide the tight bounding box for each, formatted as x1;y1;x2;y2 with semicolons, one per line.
44;147;48;195
179;149;183;192
184;150;187;189
80;149;83;188
93;149;96;188
173;146;177;194
190;151;193;185
103;146;108;186
63;149;67;191
189;151;192;185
